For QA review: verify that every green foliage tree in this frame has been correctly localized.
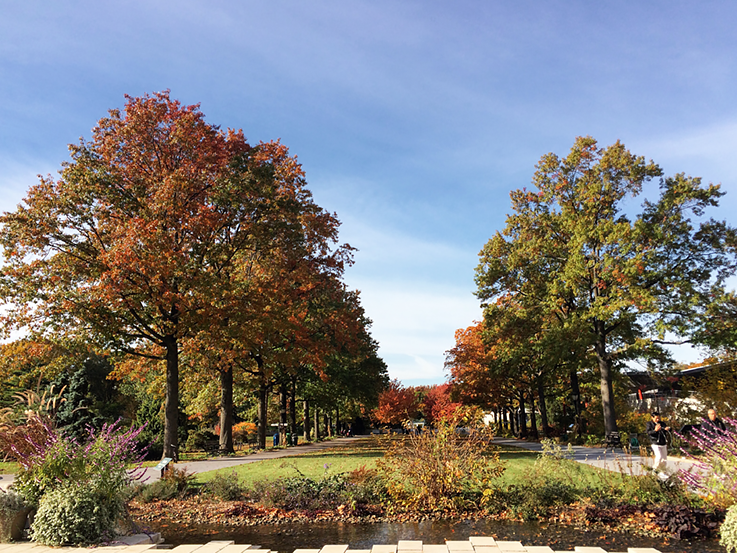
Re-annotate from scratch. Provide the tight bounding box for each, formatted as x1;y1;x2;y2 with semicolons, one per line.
476;136;736;434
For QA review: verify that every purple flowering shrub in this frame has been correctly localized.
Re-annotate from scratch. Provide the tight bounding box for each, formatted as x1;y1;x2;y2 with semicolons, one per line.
12;419;147;507
676;416;737;507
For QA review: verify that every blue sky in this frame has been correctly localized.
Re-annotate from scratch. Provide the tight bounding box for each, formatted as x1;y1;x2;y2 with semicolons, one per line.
2;1;736;384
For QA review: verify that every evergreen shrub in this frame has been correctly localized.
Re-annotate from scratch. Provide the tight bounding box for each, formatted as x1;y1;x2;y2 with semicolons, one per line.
31;483;121;546
722;505;737;553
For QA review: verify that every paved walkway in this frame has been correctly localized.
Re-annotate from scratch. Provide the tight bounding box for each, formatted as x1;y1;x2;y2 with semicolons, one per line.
0;536;667;553
0;436;368;490
492;437;697;476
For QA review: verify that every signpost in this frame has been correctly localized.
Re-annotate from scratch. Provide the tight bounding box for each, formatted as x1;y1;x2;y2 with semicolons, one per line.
154;457;173;478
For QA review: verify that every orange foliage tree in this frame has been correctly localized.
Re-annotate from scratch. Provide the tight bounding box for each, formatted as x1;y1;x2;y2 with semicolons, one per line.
372;379;420;426
0;92;333;459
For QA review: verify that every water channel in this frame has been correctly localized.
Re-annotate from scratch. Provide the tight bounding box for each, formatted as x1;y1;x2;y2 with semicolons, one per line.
145;519;724;553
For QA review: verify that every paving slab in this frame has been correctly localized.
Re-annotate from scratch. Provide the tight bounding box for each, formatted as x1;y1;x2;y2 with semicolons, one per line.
397;542;423;551
494;543;525;552
471;548;500;553
170;546;206;553
468;538;497;547
627;549;663;553
292;549;320;553
319;546;348;553
445;542;474;552
371;546;397;553
218;545;255;553
422;546;449;553
523;547;554;553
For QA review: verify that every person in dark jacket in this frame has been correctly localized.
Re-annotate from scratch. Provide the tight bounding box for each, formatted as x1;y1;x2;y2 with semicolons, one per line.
646;411;670;470
704;408;727;434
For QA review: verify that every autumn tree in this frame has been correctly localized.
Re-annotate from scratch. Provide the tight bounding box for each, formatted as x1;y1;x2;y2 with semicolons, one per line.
0;92;325;459
445;323;498;408
421;383;463;427
476;136;736;435
372;379;420;426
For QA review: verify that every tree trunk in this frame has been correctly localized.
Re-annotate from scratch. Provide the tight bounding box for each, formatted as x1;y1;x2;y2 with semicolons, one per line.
163;335;179;461
335;406;340;435
570;369;583;438
279;383;288;446
303;399;311;442
219;365;234;453
529;391;539;440
289;382;297;442
537;376;551;438
325;413;331;437
518;392;528;438
314;406;320;441
594;320;618;434
257;375;268;449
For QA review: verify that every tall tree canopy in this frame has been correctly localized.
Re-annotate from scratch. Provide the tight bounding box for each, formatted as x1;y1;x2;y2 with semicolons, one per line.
0;91;346;458
476;136;736;434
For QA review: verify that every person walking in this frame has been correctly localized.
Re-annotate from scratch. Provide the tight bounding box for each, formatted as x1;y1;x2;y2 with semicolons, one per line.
646;411;670;471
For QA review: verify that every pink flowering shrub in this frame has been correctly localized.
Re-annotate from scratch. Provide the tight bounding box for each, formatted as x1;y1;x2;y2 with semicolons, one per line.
12;419;147;507
676;417;737;507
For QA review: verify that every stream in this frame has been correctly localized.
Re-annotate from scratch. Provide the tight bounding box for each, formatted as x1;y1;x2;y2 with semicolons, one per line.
144;519;724;552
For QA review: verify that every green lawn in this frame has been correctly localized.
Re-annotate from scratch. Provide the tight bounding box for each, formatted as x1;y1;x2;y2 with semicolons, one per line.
195;438;387;484
194;437;614;488
0;461;20;474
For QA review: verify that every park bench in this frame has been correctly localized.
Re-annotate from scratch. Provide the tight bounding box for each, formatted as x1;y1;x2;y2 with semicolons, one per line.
203;439;221;454
604;431;622;452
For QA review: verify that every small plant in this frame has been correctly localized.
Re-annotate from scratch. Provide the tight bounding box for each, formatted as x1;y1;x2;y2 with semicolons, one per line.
205;471;245;501
251;470;349;511
137;479;181;503
138;466;195;503
722;504;737;553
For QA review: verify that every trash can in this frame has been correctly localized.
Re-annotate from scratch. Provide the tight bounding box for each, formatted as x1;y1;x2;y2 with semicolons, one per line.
273;433;279;447
286;432;292;446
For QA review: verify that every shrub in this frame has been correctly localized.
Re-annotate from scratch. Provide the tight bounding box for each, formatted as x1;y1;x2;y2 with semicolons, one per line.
481;480;578;521
376;419;504;513
251;471;349;511
185;429;217;452
722;505;737;553
233;422;257;444
0;489;29;542
676;416;737;507
205;471;245;501
344;466;387;507
137;466;195;503
31;483;122;546
137;479;181;503
12;420;146;507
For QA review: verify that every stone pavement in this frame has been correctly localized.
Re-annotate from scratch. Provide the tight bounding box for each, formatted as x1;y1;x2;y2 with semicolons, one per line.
0;436;368;491
0;536;668;553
